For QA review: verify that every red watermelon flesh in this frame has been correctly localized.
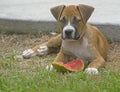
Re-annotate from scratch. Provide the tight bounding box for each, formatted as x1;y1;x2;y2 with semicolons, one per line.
52;59;84;72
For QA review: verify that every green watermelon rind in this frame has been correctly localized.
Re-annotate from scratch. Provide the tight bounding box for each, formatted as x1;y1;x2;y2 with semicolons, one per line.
52;60;84;72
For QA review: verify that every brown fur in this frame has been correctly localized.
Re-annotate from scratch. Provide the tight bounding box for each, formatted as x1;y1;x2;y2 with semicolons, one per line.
32;5;109;70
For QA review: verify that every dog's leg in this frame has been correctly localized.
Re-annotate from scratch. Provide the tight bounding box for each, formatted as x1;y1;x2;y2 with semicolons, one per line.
22;34;62;59
54;51;66;62
85;56;105;74
46;50;66;71
85;47;105;74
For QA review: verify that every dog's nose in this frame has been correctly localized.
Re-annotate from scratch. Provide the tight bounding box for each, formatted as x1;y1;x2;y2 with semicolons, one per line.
65;30;73;36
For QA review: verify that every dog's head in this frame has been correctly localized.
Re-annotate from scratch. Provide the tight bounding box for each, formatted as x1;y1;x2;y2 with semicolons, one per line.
50;4;94;40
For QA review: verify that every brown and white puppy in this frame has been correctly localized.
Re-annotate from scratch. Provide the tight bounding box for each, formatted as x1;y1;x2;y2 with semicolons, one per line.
22;4;109;74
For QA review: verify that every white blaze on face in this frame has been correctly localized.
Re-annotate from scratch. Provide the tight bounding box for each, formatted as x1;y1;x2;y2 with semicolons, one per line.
62;21;76;39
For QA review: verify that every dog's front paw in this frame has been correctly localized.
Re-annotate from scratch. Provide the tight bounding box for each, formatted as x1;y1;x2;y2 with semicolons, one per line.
46;64;54;71
37;45;48;56
85;68;98;74
22;49;36;59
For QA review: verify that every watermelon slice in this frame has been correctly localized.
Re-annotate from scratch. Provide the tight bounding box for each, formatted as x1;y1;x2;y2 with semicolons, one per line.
52;59;84;72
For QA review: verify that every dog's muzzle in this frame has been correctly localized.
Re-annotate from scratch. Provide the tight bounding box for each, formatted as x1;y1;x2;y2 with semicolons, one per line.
62;24;80;40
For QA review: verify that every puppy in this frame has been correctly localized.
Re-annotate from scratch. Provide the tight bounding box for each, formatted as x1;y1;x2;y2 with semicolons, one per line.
22;4;109;74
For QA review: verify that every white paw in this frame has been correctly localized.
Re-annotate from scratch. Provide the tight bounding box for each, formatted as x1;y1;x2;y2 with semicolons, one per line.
22;49;36;59
46;65;54;71
37;45;48;56
50;32;57;36
85;68;99;74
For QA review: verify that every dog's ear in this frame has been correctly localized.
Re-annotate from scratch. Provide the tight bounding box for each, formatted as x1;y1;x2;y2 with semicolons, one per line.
77;4;94;23
50;5;65;20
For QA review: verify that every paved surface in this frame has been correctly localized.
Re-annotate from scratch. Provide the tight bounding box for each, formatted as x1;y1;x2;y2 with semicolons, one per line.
0;0;120;24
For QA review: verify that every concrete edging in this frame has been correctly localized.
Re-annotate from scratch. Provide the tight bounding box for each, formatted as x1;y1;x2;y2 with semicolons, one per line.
0;18;120;42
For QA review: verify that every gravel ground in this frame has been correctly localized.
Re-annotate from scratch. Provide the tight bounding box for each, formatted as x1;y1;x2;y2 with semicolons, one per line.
0;33;120;72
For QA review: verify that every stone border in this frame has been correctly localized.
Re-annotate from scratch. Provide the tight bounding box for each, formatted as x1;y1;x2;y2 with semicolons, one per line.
0;18;120;42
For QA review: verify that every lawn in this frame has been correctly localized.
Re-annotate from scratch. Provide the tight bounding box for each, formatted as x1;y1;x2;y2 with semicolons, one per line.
0;33;120;92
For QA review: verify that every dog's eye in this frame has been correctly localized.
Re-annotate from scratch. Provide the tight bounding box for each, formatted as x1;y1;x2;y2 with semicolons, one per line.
73;16;81;24
76;19;81;23
60;16;66;23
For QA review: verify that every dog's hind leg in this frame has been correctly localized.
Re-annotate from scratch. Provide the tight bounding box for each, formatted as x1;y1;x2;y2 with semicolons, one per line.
22;34;62;59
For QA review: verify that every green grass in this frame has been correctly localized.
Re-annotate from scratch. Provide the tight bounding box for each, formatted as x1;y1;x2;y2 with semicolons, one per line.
0;52;120;92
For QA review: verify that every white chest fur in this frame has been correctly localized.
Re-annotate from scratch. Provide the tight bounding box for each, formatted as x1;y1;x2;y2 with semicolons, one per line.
62;37;91;59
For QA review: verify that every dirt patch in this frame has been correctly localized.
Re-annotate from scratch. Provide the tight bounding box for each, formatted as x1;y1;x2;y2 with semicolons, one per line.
106;43;120;71
0;33;120;72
